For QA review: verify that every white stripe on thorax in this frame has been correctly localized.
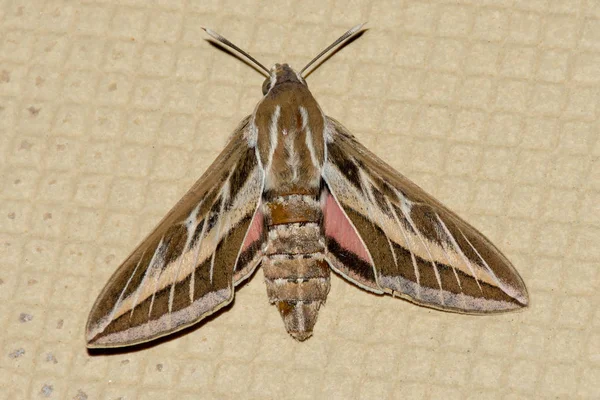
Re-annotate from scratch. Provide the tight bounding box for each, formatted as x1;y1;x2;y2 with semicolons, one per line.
299;106;320;169
248;120;258;147
266;105;281;172
285;135;299;182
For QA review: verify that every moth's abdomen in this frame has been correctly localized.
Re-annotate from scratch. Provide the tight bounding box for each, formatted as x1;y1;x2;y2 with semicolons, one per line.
262;194;330;341
263;253;330;341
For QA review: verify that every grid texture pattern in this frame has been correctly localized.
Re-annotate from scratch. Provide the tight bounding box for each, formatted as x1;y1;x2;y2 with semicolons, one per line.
1;1;598;399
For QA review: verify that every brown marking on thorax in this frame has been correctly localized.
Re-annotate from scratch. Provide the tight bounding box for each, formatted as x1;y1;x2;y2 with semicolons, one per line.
254;81;325;196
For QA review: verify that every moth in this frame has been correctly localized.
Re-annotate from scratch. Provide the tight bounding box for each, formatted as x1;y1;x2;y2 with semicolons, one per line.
86;24;528;348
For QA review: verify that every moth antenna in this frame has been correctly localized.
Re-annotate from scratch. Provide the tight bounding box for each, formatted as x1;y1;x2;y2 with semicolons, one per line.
300;23;366;76
202;27;271;75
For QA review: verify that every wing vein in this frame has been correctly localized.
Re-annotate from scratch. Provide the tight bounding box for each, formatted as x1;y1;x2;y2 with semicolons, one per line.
385;197;421;296
359;169;398;269
169;201;204;314
108;251;145;325
457;227;506;293
148;247;169;319
190;218;208;304
130;237;165;319
432;213;464;290
435;214;482;292
210;176;232;284
395;189;444;303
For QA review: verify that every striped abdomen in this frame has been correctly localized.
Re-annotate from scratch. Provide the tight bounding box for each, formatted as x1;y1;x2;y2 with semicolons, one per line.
262;193;330;341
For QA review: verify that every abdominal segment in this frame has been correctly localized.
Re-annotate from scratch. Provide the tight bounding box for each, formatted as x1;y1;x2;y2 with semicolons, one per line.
262;193;330;341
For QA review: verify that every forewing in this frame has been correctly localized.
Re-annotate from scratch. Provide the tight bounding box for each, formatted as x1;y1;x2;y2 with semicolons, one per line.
322;117;528;313
86;116;265;348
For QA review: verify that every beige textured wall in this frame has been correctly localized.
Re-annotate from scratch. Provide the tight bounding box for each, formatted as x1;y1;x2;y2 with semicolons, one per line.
0;1;598;399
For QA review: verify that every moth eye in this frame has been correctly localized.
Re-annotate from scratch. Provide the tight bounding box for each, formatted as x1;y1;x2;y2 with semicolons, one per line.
262;78;270;95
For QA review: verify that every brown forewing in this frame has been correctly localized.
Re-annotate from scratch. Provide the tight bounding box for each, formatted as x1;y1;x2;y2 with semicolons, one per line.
86;116;265;348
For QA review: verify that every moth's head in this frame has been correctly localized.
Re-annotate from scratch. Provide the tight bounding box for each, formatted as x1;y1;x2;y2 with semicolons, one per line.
262;63;306;95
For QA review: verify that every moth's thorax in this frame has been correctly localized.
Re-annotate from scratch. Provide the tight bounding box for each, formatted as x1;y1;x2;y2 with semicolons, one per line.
254;65;326;195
